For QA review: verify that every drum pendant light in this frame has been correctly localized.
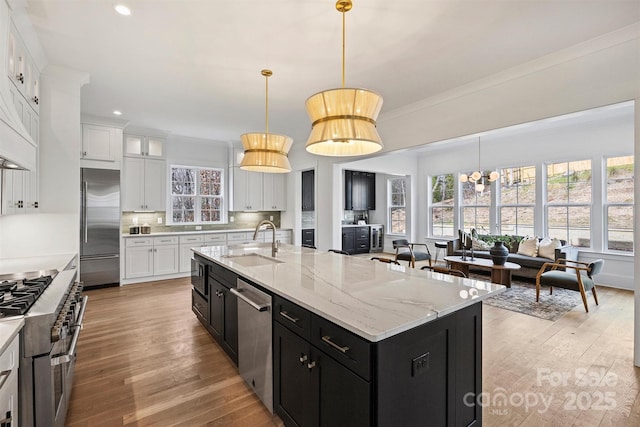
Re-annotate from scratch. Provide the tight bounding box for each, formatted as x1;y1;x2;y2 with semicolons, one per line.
240;69;293;173
305;0;384;157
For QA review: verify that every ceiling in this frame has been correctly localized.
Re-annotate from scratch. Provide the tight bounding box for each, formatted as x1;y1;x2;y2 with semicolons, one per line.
22;0;640;146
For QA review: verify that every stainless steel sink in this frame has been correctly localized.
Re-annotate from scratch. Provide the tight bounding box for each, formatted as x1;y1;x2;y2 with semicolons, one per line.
222;253;284;267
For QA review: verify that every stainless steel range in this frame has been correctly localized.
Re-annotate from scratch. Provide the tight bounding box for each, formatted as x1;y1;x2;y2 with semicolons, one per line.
0;261;87;427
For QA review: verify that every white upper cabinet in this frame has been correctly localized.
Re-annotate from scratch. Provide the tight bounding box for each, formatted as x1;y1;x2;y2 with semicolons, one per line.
122;157;166;211
124;134;165;158
231;167;263;211
82;124;120;162
7;23;40;115
263;173;287;211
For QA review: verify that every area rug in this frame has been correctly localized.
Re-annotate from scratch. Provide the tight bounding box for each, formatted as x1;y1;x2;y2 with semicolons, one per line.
477;274;581;321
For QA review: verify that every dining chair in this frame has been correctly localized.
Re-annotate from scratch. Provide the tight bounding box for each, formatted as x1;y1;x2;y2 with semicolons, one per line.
421;265;467;278
392;239;432;268
371;257;400;265
328;249;350;255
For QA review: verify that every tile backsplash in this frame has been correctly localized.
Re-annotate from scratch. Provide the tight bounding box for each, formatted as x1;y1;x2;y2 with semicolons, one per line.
121;211;281;234
301;211;315;229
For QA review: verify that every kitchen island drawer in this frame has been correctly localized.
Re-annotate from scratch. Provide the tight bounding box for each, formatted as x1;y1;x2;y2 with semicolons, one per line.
312;314;371;381
273;295;311;341
209;261;238;289
192;289;208;324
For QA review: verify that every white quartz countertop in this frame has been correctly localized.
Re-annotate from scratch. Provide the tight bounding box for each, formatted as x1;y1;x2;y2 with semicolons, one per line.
193;243;505;342
341;223;383;227
0;317;24;355
122;228;292;237
0;253;76;276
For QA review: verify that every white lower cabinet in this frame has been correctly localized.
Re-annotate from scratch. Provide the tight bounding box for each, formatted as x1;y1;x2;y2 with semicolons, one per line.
178;234;205;273
124;230;290;281
0;335;19;427
125;236;178;279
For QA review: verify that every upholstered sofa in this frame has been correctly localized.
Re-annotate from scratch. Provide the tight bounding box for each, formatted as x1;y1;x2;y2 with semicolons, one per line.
446;233;578;279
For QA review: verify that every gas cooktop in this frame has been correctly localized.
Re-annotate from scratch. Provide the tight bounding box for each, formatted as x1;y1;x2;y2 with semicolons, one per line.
0;271;58;317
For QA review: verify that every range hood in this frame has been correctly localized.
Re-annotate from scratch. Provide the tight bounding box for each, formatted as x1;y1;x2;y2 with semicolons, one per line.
0;89;36;170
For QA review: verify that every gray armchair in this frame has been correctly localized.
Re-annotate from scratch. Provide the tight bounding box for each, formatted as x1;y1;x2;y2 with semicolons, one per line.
536;258;604;312
392;239;432;268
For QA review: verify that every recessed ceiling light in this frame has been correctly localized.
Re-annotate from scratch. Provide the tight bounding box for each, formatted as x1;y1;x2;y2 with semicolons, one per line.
113;110;122;116
114;4;131;16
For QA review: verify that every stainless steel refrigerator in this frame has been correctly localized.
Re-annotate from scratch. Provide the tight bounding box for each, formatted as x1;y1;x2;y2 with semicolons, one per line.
80;168;120;288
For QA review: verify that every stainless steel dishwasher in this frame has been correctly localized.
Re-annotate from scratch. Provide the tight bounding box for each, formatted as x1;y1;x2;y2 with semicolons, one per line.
230;278;273;413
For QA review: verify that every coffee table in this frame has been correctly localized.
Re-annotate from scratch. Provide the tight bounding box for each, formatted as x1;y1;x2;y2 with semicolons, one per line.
443;256;521;288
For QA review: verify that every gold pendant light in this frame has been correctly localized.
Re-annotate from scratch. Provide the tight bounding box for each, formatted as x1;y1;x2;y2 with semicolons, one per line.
240;69;293;173
305;0;384;157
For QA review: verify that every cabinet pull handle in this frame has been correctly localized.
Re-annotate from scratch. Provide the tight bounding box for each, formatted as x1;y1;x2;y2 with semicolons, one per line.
279;311;299;324
299;354;307;363
321;335;350;354
307;361;316;370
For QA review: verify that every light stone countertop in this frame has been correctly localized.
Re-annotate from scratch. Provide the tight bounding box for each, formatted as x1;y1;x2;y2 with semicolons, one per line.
0;317;24;355
0;254;76;276
193;243;506;342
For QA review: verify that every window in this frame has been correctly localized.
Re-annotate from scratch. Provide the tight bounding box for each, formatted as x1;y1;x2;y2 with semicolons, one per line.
546;160;591;247
170;165;224;224
461;175;491;233
498;165;535;236
431;174;455;237
605;155;634;252
388;177;406;234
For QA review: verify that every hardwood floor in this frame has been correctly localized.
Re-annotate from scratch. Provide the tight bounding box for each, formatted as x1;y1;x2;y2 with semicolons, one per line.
66;278;283;426
66;276;639;426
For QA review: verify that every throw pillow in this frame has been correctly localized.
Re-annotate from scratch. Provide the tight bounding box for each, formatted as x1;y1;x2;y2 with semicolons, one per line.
517;236;539;257
471;237;491;250
538;237;561;259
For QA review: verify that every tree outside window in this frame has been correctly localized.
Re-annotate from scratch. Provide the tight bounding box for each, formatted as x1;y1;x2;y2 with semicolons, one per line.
499;165;535;236
605;155;634;252
171;166;223;224
388;177;406;234
546;160;591;247
431;174;454;237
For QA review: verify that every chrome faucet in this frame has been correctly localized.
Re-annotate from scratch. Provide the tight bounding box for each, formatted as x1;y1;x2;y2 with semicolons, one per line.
253;220;278;257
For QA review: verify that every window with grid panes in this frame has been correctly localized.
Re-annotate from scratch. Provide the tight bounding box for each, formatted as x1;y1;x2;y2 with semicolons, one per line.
170;166;224;224
546;160;591;247
498;165;535;237
605;155;634;253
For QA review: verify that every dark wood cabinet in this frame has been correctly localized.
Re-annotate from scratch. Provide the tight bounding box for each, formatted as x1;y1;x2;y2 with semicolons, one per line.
342;226;369;254
302;229;315;247
273;294;482;427
274;317;370;427
195;257;483;427
341;227;355;254
206;266;238;365
302;170;315;211
345;170;376;210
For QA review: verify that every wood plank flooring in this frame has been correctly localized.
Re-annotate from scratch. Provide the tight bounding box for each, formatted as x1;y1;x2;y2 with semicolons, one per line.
66;278;282;426
66;276;640;426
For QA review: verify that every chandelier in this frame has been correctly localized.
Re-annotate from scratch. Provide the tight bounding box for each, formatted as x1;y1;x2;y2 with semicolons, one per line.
304;0;383;157
459;137;499;192
240;69;293;173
